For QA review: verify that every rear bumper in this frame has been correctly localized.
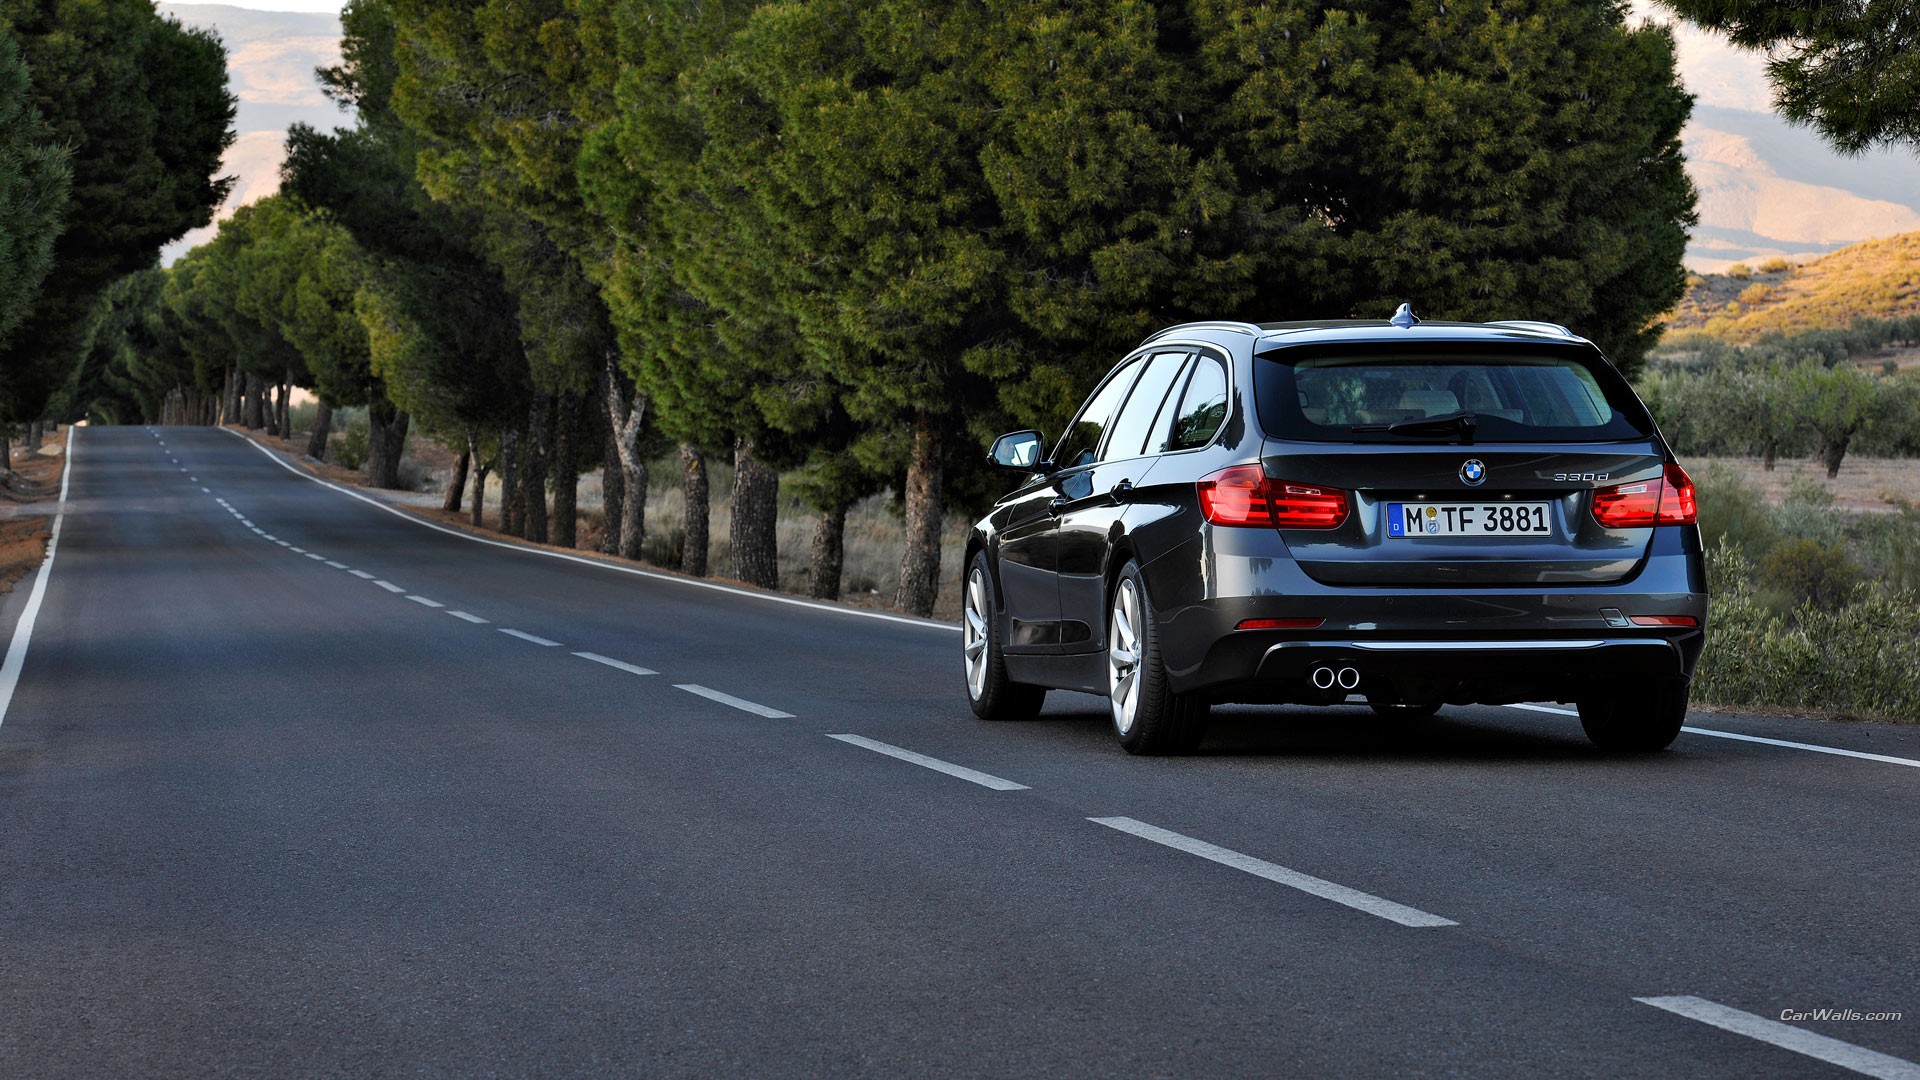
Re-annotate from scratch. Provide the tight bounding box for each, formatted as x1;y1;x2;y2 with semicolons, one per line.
1178;630;1702;704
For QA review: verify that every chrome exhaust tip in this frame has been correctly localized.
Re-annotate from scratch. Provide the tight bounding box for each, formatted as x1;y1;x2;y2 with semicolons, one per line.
1337;667;1360;690
1310;666;1337;690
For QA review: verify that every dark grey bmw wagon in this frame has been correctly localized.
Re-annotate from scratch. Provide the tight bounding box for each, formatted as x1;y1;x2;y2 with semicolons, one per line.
962;309;1707;755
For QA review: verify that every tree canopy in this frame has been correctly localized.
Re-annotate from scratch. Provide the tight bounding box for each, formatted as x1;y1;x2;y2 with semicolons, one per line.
1659;0;1920;154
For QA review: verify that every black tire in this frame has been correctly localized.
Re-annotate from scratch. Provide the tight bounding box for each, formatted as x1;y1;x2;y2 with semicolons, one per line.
963;552;1045;721
1370;701;1442;720
1578;681;1689;751
1107;561;1209;755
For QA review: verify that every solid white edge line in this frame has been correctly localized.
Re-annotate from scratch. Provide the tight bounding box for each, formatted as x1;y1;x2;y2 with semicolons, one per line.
224;428;959;634
373;580;405;594
1678;727;1920;769
499;628;561;646
1635;996;1920;1080
406;595;443;608
1502;705;1920;767
446;610;489;624
826;733;1028;791
1088;816;1457;928
674;683;795;719
572;651;656;676
0;428;74;728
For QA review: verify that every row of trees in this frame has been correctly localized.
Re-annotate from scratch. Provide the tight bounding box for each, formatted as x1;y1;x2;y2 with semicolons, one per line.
1640;322;1920;475
68;0;1703;615
0;0;234;464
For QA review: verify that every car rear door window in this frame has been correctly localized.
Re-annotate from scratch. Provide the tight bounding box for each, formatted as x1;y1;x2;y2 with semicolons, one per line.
1167;353;1228;451
1101;351;1191;461
1053;356;1144;469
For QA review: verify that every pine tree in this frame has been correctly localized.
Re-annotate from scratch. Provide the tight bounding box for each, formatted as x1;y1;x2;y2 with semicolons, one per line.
0;29;69;354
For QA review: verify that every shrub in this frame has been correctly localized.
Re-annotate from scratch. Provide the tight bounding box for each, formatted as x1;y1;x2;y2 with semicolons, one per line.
333;416;369;471
1725;262;1752;280
1757;256;1792;275
1756;537;1860;612
1737;283;1774;306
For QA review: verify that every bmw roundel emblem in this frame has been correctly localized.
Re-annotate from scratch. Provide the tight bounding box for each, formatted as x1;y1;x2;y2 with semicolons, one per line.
1459;459;1487;486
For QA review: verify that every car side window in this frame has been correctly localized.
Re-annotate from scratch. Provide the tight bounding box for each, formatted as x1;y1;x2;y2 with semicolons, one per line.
1053;357;1144;470
1167;353;1228;451
1101;351;1191;461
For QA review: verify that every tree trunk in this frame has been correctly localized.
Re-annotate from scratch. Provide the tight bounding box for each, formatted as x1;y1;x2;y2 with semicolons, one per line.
601;422;624;556
1761;439;1778;471
305;401;333;458
894;412;944;617
275;373;291;437
220;367;239;425
366;398;410;490
810;502;848;600
1821;435;1851;479
245;375;267;429
501;429;523;537
25;421;41;456
731;436;780;588
550;391;580;549
444;448;469;512
0;427;12;471
470;433;490;529
680;442;708;577
522;395;550;544
603;359;648;561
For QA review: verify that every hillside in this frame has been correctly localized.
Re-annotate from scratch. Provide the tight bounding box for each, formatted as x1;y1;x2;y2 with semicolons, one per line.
1666;232;1920;340
159;3;347;265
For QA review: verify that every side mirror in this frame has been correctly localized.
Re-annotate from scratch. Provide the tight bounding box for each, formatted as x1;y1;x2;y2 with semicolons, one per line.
987;429;1047;473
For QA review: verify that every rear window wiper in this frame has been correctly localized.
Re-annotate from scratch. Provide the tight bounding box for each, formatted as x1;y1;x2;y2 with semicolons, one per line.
1351;409;1478;441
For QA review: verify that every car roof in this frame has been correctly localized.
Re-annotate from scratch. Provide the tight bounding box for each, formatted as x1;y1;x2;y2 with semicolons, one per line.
1137;318;1591;351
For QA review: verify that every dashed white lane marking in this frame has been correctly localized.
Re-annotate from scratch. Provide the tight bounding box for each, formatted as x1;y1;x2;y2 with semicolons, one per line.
373;580;405;594
673;684;794;719
572;651;656;677
406;595;443;608
1505;704;1920;768
200;487;210;493
1635;996;1920;1080
274;540;291;547
826;733;1027;791
447;611;489;624
0;429;74;728
1088;816;1457;929
304;553;326;561
500;629;562;647
188;476;196;482
349;570;375;579
250;528;264;535
289;546;306;553
324;561;347;569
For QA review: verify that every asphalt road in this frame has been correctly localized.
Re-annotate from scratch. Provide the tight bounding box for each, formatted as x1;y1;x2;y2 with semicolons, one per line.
1;425;1916;1078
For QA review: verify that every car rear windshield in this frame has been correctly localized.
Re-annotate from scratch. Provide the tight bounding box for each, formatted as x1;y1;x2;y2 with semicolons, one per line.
1254;343;1654;443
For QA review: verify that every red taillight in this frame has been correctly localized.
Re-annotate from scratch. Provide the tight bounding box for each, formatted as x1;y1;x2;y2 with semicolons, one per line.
1629;615;1699;627
1591;463;1697;527
1235;617;1325;631
1198;466;1348;529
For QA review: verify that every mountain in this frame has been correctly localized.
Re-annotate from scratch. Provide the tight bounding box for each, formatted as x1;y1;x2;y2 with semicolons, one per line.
159;3;348;265
1634;2;1920;272
1667;232;1920;339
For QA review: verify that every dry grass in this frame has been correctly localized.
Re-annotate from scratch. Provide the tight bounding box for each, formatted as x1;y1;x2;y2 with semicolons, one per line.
1668;231;1920;340
1681;454;1920;514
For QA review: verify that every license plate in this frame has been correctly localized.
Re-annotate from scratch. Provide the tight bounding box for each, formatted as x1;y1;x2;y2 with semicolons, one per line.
1387;502;1553;538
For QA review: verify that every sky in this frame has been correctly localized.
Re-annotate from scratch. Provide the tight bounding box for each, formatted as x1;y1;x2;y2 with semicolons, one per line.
188;0;344;11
